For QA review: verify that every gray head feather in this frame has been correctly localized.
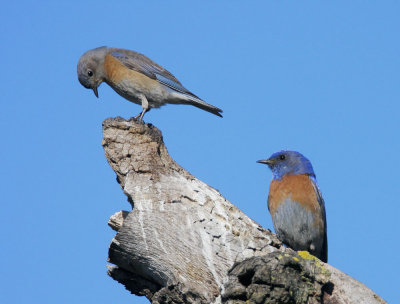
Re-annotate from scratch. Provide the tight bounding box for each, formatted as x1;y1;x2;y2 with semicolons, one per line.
77;46;108;95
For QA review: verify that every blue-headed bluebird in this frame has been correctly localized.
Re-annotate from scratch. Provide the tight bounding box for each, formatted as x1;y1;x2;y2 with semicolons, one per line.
77;46;222;120
257;151;328;262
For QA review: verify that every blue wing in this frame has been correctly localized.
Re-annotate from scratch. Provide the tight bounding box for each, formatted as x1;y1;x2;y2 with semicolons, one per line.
154;73;200;99
309;175;328;262
110;50;199;98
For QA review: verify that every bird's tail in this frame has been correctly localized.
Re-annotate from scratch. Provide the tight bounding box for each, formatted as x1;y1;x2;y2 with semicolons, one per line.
157;74;223;117
181;94;223;117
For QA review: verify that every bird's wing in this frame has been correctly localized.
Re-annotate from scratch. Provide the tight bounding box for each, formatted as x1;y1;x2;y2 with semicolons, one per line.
309;175;328;262
110;50;199;98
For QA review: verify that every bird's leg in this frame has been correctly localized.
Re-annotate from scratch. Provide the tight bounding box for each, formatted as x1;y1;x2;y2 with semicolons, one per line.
134;109;147;120
135;95;149;121
139;109;148;121
134;111;142;119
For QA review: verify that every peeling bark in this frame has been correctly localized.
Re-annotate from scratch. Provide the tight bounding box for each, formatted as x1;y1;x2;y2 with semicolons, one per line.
102;117;386;304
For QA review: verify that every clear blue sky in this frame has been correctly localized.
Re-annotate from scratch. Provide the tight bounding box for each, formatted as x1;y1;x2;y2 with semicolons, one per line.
1;1;399;303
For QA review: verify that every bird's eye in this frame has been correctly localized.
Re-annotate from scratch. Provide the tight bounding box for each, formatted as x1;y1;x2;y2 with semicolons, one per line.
279;154;286;160
87;70;93;77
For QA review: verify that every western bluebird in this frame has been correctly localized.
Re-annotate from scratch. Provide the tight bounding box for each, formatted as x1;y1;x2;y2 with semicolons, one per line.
257;151;328;262
77;46;222;120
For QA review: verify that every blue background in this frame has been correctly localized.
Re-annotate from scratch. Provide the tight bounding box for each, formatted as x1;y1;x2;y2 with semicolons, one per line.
1;1;398;303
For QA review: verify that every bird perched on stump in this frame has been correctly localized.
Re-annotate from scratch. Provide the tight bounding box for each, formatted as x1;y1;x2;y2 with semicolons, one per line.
257;151;328;262
77;46;222;120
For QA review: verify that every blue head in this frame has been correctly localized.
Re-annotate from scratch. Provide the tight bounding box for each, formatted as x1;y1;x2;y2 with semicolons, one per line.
257;150;315;180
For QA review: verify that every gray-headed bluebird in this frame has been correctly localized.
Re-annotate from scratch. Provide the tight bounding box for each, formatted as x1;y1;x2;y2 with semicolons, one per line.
77;46;222;120
257;151;328;262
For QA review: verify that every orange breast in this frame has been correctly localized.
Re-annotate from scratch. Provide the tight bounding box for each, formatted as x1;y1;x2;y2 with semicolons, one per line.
268;174;320;216
103;54;159;90
104;53;130;83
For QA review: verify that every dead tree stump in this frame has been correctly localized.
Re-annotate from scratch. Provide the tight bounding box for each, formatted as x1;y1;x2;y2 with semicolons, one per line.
102;117;386;304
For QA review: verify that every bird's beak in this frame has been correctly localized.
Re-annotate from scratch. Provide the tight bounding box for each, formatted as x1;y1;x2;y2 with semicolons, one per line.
92;87;99;98
257;159;273;166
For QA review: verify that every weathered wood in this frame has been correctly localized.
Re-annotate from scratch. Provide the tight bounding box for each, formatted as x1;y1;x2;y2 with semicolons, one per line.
102;117;386;304
108;211;129;231
221;251;330;304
